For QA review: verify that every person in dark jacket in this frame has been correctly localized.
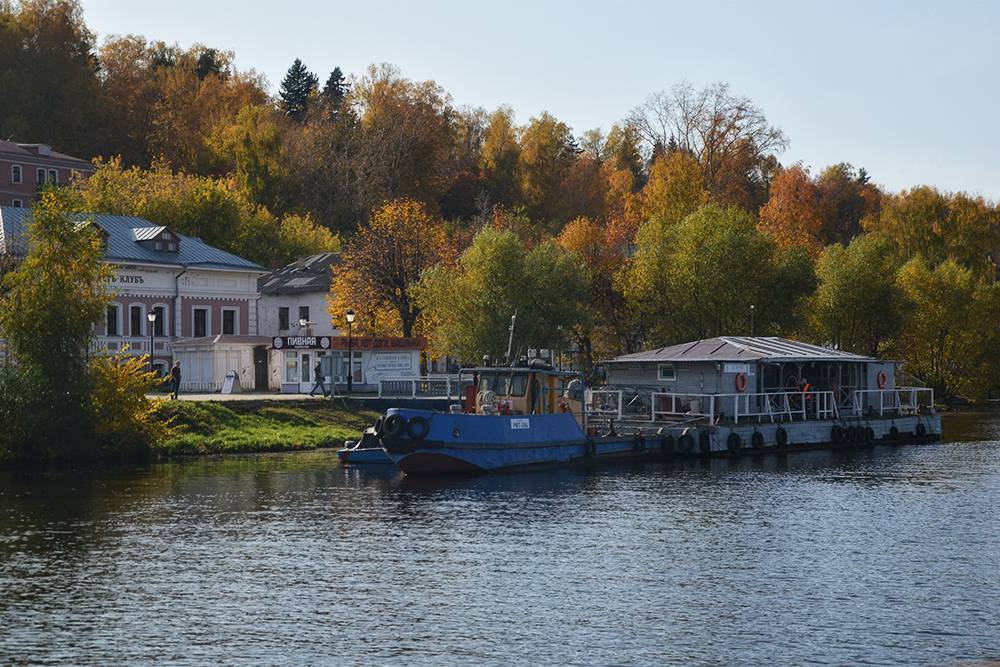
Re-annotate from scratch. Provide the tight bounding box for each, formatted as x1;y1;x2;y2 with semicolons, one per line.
170;361;182;399
309;360;328;397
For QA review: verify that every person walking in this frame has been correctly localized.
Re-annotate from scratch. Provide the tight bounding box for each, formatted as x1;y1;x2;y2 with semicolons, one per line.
309;360;328;397
170;361;182;400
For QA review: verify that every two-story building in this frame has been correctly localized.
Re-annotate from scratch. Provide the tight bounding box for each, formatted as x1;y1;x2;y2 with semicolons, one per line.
258;253;428;393
0;207;268;391
0;141;95;207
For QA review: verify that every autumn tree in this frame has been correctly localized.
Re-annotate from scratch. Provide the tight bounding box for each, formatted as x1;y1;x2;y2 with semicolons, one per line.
630;81;787;210
758;164;825;255
279;58;319;120
416;227;588;362
331;199;451;337
809;234;902;356
640;151;708;226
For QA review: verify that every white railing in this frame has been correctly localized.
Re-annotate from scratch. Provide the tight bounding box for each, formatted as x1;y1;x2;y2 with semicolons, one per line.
651;392;717;423
849;388;935;417
378;375;461;398
727;390;837;424
586;389;624;419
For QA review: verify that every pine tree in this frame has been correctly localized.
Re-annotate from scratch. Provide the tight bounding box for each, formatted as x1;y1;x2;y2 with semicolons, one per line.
279;58;319;119
320;67;348;120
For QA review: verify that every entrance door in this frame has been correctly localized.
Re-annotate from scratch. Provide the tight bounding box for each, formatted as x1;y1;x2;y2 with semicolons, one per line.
253;346;268;391
299;352;312;393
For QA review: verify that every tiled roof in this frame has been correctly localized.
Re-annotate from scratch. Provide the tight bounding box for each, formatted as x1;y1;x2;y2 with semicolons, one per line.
258;253;340;294
0;207;263;272
607;336;874;364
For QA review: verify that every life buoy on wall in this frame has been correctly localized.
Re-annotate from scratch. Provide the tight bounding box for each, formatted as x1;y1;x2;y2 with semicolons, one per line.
735;372;748;393
877;371;888;389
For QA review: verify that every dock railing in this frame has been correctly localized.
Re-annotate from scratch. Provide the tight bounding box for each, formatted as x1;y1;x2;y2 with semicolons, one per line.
377;375;461;399
586;389;624;419
848;387;935;417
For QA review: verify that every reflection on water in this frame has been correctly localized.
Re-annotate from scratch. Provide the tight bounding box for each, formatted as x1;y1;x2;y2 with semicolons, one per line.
1;417;999;665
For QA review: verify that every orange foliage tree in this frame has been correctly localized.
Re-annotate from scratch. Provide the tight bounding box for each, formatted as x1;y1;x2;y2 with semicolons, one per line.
329;198;452;337
758;164;824;256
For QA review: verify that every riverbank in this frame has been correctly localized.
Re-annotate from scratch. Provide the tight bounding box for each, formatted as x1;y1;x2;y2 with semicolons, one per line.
152;399;379;456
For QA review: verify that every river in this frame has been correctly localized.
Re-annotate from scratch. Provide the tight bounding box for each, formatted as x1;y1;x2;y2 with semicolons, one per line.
1;413;998;666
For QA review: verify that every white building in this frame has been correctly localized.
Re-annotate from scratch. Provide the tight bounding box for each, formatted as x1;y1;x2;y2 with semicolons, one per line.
258;253;425;393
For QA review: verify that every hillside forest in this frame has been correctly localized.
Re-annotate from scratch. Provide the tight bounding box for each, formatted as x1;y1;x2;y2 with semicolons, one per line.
3;0;999;400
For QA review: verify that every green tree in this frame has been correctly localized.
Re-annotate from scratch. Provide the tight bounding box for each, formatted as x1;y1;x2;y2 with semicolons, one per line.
893;258;1000;400
416;227;588;362
320;66;348;120
626;205;815;343
809;234;902;356
0;191;162;462
279;58;319;119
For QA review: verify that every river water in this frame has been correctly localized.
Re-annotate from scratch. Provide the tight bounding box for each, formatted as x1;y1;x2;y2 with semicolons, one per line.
1;413;998;666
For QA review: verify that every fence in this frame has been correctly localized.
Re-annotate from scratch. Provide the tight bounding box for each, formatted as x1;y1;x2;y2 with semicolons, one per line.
377;375;462;399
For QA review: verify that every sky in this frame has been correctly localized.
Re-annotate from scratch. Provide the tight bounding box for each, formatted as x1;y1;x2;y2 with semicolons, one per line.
80;0;1000;198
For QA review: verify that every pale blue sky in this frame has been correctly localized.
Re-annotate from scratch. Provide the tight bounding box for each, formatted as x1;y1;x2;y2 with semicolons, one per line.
81;0;1000;198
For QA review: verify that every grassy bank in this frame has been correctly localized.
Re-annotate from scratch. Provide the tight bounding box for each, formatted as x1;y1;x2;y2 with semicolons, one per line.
152;400;380;456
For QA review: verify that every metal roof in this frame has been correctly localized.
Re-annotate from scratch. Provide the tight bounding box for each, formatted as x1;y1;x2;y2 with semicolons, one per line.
0;207;263;272
258;253;340;295
607;336;875;364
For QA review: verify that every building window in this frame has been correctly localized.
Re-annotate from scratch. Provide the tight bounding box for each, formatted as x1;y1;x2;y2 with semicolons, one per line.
153;305;166;337
11;165;21;184
657;364;676;381
278;307;289;330
11;199;22;208
130;305;143;337
106;305;119;336
193;308;208;337
47;169;57;184
222;309;236;335
284;351;299;383
36;168;45;185
298;306;309;325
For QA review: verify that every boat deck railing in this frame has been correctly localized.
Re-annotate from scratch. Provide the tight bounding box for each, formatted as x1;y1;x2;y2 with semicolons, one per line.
585;387;935;426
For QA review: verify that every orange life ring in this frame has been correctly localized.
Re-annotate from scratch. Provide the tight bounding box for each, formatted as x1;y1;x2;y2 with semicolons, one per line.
877;371;887;389
735;372;748;393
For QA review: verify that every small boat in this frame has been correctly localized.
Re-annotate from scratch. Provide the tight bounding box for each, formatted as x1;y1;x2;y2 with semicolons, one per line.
336;427;393;465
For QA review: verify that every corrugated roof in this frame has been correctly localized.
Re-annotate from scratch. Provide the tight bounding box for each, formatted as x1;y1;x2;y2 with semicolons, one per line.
258;253;340;294
607;336;874;364
0;207;263;272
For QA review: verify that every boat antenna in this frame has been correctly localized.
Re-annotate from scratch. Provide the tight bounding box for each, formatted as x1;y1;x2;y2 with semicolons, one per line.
505;310;517;366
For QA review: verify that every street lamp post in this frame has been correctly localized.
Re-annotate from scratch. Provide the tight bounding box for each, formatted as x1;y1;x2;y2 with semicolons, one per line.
345;309;355;393
146;310;158;374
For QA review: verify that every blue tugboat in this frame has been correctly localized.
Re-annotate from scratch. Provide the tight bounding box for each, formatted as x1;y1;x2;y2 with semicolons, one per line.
378;362;645;474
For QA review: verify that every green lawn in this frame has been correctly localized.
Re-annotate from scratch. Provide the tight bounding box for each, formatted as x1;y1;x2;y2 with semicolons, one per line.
152;400;380;456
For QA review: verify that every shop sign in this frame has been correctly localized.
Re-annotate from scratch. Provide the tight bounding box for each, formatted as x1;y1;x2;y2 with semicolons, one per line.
272;336;331;350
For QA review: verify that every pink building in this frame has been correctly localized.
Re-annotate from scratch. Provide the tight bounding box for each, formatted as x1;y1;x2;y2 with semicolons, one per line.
0;141;95;207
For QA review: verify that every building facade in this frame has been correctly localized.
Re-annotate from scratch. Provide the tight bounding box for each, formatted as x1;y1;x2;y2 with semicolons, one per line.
0;141;95;208
0;207;267;390
258;253;426;393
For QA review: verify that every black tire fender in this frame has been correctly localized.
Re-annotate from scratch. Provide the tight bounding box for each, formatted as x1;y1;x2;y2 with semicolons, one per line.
406;415;430;440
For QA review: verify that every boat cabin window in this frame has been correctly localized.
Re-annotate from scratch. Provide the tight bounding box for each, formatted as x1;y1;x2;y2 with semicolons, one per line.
477;371;529;397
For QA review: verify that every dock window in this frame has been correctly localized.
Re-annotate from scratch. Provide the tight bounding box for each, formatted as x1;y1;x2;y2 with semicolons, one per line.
658;364;676;381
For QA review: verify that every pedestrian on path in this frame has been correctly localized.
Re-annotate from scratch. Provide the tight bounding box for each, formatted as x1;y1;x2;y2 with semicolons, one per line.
309;361;328;397
170;361;182;399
